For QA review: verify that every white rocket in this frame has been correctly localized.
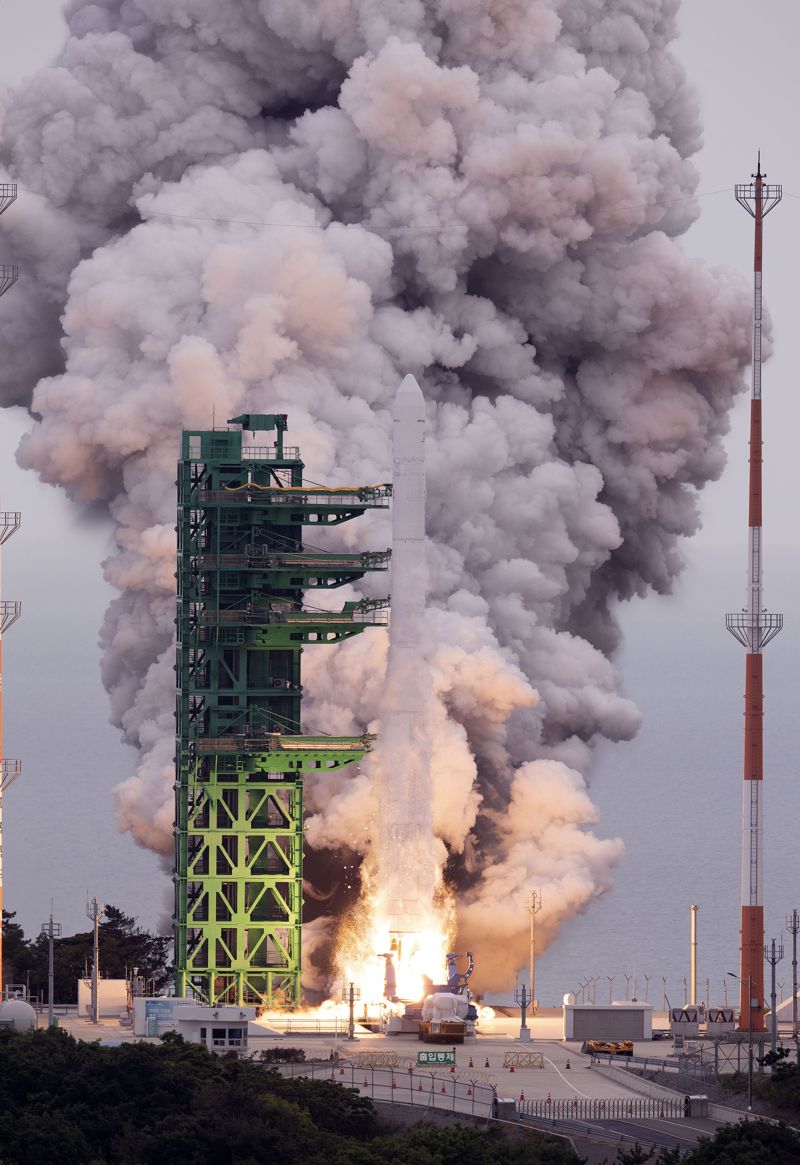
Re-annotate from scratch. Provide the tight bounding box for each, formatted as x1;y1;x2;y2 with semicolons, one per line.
374;374;437;937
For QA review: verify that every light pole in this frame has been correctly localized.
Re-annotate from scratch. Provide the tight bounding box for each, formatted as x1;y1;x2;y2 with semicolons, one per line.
526;890;542;1016
513;983;531;1042
728;971;754;1111
85;897;105;1024
40;913;61;1028
346;982;361;1040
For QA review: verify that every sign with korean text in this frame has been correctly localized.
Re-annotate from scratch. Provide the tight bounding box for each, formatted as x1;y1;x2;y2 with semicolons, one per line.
417;1050;456;1066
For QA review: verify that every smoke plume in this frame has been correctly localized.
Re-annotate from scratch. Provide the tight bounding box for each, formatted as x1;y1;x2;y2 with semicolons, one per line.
0;0;750;990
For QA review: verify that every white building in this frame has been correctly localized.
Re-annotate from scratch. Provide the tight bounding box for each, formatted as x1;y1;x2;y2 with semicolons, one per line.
131;997;256;1052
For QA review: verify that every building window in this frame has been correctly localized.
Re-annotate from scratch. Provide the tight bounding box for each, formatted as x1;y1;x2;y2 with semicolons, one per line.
200;1027;207;1042
212;1027;227;1047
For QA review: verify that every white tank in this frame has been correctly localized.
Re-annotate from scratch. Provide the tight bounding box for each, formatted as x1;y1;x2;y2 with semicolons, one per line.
422;992;468;1022
0;999;36;1032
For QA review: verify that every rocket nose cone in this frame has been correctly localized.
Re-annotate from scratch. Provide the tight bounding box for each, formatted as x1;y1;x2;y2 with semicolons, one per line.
397;374;423;398
393;374;425;420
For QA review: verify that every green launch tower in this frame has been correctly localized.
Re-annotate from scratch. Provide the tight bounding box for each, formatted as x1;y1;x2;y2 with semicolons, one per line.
174;414;390;1006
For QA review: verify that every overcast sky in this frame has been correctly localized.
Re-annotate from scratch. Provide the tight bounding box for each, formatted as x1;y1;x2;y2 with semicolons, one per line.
0;2;799;947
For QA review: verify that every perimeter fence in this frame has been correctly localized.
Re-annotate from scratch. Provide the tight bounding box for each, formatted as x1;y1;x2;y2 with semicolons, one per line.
519;1096;684;1121
274;1059;495;1118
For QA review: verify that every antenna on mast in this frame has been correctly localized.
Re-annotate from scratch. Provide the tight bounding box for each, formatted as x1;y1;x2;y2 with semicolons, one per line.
726;157;782;1034
0;182;19;1001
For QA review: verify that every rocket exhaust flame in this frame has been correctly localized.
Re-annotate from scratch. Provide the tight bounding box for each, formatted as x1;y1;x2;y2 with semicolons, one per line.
0;2;754;993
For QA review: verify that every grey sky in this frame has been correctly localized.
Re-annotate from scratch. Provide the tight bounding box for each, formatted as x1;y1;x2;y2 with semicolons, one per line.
0;2;798;962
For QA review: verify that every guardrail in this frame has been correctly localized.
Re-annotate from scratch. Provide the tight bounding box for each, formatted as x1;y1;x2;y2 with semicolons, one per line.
198;488;391;507
519;1096;684;1120
240;446;301;461
592;1052;682;1072
273;1061;494;1118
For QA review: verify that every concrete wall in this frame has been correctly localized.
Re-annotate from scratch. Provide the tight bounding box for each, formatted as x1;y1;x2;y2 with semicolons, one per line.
77;979;128;1018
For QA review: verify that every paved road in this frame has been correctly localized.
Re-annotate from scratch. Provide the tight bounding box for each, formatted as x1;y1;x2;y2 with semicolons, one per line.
523;1112;722;1152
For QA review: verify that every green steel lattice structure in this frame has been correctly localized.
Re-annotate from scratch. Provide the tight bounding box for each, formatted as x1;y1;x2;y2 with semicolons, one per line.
174;414;390;1006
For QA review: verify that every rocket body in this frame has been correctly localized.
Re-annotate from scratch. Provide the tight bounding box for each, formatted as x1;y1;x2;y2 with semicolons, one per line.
374;375;437;936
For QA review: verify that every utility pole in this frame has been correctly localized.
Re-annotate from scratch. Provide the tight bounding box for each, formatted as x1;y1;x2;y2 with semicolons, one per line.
785;909;799;1039
40;912;61;1027
526;890;542;1016
727;157;783;1033
765;939;784;1054
85;897;105;1024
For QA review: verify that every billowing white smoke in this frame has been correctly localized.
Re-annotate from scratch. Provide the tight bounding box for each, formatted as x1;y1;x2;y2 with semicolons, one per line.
0;0;751;990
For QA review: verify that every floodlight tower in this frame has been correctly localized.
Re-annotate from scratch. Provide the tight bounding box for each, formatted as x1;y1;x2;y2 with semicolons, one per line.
0;181;19;998
725;156;782;1032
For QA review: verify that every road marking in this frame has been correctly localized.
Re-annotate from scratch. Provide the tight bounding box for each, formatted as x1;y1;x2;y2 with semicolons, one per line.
542;1056;593;1099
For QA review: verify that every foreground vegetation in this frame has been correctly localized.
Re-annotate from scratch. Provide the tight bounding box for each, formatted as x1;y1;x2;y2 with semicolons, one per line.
3;1029;800;1165
0;1028;574;1165
616;1119;800;1164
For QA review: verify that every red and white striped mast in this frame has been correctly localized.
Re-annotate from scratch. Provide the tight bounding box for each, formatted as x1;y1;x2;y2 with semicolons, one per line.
0;511;21;999
0;182;19;998
726;155;782;1032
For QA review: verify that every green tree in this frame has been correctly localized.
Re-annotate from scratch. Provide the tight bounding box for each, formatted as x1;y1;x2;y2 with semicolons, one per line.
0;910;30;989
1;905;170;1003
683;1118;800;1164
0;1028;579;1165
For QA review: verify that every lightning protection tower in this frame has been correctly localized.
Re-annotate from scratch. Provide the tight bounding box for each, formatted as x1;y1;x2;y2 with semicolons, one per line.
174;415;391;1006
726;156;782;1032
0;181;19;998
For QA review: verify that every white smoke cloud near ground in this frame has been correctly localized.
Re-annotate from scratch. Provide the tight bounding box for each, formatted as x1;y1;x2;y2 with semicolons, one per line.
0;0;751;990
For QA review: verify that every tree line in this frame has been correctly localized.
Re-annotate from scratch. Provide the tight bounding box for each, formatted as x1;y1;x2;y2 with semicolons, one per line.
1;1027;799;1164
1;905;171;1004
